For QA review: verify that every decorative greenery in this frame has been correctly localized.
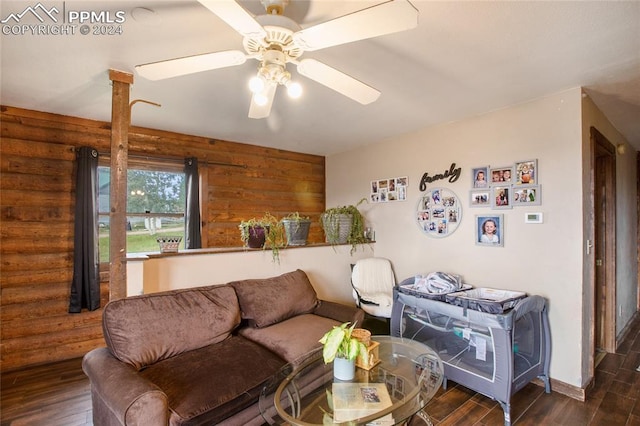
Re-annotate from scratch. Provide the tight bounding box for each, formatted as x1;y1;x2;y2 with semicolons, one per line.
320;198;368;254
282;212;310;222
319;322;367;363
239;213;286;262
281;212;311;246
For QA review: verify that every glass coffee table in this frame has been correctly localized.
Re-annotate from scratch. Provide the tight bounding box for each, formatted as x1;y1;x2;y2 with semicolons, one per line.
260;336;444;425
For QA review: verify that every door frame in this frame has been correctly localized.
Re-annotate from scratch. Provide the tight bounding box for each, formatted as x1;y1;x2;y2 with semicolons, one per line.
589;126;617;369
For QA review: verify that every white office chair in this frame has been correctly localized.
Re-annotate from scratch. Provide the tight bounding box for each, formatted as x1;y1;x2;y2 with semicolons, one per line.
351;257;396;321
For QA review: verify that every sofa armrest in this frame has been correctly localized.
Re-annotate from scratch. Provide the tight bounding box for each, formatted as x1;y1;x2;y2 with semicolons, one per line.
82;347;169;426
313;300;365;326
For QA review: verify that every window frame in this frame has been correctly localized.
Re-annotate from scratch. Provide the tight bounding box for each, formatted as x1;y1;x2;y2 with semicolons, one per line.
97;156;187;262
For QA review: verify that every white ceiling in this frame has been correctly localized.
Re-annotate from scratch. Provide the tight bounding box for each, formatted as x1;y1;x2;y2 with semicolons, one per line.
1;1;639;156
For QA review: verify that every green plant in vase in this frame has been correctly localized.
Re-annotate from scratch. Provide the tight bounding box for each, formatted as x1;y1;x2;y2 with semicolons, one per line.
319;322;367;364
320;322;367;380
239;212;285;262
281;212;312;246
320;198;368;254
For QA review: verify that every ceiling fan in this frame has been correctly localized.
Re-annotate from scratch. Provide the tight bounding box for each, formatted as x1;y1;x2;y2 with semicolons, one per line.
135;0;419;119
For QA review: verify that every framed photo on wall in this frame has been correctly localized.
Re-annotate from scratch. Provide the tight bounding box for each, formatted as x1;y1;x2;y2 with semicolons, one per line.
476;214;504;247
469;189;490;207
491;186;512;209
515;159;537;185
512;185;541;205
416;188;462;238
489;166;514;185
471;166;489;188
371;176;408;203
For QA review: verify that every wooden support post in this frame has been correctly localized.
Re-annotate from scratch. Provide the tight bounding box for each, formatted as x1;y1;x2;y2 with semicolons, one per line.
108;69;133;300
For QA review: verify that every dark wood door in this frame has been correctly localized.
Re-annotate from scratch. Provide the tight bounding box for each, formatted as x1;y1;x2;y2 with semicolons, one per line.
592;128;616;353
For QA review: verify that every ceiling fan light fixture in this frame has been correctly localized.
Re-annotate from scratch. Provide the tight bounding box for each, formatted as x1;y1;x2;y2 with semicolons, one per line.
249;75;265;93
254;92;269;106
143;0;420;119
286;81;302;98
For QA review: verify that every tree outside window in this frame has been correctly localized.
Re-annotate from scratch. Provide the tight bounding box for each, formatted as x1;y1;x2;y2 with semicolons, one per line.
98;166;186;262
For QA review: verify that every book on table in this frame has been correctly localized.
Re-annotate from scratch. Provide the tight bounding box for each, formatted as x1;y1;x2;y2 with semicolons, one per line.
332;382;393;423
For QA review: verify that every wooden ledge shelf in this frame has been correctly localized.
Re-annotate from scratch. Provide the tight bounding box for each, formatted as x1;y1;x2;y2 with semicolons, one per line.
126;241;375;261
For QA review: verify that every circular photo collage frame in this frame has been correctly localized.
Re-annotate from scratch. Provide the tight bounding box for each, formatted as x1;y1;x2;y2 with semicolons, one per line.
416;188;462;238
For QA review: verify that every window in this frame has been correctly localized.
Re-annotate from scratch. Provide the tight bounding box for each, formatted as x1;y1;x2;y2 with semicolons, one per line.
98;162;186;262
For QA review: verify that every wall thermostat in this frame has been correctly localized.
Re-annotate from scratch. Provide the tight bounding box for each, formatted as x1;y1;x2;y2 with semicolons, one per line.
525;212;543;224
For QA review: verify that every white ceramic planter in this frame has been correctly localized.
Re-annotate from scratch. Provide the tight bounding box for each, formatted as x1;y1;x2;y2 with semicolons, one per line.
333;357;355;381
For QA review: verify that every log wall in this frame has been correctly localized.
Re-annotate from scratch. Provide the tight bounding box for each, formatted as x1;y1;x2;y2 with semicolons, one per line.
0;105;325;372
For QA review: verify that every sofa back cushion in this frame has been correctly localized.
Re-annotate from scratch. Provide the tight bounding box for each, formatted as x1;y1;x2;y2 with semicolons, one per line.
228;269;319;328
102;285;240;370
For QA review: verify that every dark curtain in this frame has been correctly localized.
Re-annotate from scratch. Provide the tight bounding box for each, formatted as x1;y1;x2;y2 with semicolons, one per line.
69;147;100;313
184;157;202;249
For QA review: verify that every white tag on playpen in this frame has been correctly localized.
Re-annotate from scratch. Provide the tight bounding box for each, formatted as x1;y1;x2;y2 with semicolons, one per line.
463;328;471;340
475;337;487;361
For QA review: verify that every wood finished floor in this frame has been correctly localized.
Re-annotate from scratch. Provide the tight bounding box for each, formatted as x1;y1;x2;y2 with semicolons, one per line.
1;315;639;426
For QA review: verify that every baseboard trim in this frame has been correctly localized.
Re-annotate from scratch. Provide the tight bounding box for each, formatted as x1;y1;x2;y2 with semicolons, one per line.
528;311;640;404
616;311;640;351
532;377;587;402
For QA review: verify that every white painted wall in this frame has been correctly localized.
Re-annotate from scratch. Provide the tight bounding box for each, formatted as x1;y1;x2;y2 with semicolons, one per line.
127;245;374;304
326;89;586;387
124;87;638;394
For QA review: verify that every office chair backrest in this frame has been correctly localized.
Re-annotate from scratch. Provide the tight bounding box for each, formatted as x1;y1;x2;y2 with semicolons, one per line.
351;257;396;321
351;257;396;296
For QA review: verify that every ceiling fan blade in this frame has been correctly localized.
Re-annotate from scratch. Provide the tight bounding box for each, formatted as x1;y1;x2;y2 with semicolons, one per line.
198;0;266;39
135;50;247;81
248;83;277;119
293;0;418;51
296;59;380;105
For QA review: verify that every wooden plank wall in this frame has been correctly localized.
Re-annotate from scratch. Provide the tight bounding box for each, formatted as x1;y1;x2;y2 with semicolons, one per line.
0;105;325;372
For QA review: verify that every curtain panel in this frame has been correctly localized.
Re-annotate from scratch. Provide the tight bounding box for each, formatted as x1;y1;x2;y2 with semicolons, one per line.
69;147;100;312
184;157;202;249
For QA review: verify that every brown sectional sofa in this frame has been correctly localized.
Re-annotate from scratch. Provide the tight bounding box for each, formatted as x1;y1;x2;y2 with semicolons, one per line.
82;269;364;426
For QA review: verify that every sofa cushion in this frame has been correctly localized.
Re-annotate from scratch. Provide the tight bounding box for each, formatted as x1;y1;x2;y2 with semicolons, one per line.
229;269;319;328
103;285;240;370
239;313;339;365
139;335;286;426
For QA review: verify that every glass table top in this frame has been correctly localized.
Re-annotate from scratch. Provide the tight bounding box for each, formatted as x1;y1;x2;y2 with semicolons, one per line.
260;336;444;425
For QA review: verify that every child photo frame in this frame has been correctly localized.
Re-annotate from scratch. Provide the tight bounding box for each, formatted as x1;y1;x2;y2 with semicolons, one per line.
491;186;512;209
489;166;514;185
471;166;489;188
515;159;537;185
512;185;541;205
476;214;504;247
469;189;490;207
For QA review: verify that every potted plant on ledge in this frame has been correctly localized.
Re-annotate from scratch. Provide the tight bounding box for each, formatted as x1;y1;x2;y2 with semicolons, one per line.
320;198;368;254
319;322;367;380
239;213;285;262
281;212;312;246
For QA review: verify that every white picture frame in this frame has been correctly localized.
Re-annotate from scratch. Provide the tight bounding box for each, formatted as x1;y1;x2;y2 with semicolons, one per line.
471;166;490;188
489;166;514;186
491;186;512;209
476;214;504;247
469;189;490;208
512;185;541;206
514;159;538;185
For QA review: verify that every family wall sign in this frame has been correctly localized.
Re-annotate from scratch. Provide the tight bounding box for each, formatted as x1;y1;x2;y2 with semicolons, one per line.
419;162;462;191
